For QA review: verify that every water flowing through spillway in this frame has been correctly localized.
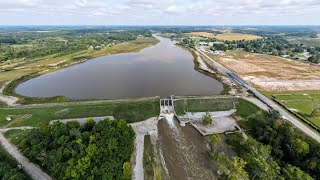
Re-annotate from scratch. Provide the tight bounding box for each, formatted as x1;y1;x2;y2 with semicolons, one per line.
158;115;217;180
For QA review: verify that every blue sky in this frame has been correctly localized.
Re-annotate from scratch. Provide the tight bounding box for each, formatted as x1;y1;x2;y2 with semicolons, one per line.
0;0;319;25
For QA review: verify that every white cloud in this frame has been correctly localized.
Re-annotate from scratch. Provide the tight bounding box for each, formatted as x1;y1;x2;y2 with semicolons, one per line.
0;0;319;25
74;0;87;7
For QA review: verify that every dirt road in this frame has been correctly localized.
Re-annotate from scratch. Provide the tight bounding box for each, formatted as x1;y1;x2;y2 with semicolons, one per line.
0;132;52;180
0;81;19;106
130;117;159;180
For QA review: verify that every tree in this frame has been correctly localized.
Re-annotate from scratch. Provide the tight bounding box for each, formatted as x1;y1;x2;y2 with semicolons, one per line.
209;134;221;155
18;119;135;179
217;153;249;180
311;108;320;117
202;112;213;126
122;162;131;180
290;138;309;158
282;164;314;180
242;138;282;180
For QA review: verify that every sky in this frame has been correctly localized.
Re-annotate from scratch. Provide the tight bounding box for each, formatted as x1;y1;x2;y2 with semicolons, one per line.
0;0;319;25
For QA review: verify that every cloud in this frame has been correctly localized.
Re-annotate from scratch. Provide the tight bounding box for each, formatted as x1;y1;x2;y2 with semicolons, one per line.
74;0;87;7
0;0;319;25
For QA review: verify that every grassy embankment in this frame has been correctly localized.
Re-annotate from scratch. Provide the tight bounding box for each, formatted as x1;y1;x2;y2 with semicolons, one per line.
4;129;32;146
143;135;162;180
188;32;262;41
174;97;265;130
1;36;159;104
235;99;267;130
0;98;160;128
174;98;237;115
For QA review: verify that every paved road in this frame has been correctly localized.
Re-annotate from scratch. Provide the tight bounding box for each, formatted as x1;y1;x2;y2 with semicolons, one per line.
0;133;52;180
196;47;320;143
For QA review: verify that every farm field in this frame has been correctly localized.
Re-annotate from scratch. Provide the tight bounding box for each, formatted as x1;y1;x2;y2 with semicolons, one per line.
215;33;262;41
188;32;216;38
208;50;320;91
0;98;160;127
266;91;320;128
188;32;262;41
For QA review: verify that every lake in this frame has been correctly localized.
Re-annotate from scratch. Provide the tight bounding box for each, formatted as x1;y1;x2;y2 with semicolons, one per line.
16;36;223;99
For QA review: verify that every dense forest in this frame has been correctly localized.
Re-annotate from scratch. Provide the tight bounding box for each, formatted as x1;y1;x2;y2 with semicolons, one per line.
16;118;135;179
0;146;30;179
0;29;152;62
215;110;320;179
251;111;320;179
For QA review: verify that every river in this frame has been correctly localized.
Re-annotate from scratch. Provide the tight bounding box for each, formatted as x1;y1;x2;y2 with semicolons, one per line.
16;36;223;99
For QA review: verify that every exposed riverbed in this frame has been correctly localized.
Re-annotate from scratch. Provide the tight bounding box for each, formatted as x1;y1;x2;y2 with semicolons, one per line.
16;36;223;99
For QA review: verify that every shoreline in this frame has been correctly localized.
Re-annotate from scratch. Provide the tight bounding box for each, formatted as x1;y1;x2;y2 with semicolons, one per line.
1;37;230;106
0;37;160;105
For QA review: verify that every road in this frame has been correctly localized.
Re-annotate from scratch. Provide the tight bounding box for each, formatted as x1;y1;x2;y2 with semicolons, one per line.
0;126;34;133
196;47;320;143
130;117;159;180
0;132;52;180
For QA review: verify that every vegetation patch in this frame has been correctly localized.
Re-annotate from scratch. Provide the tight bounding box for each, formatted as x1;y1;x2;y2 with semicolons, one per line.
16;119;134;179
202;112;213;126
270;91;320;128
174;98;237;115
0;99;160;127
0;145;30;179
4;129;31;146
235;108;320;179
235;98;263;119
143;135;155;180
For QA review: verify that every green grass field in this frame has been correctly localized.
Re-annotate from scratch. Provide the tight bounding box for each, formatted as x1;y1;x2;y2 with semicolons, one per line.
174;97;237;115
266;91;320;127
4;129;31;146
0;99;160;127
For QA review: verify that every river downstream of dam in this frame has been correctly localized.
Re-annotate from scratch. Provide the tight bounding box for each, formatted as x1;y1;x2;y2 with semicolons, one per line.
16;36;223;99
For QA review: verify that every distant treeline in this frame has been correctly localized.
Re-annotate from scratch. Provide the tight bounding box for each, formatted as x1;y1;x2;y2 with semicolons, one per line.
0;29;152;62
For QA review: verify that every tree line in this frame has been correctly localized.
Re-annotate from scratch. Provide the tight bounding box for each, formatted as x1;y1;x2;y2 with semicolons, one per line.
209;110;320;179
0;146;30;179
16;118;135;179
0;29;152;62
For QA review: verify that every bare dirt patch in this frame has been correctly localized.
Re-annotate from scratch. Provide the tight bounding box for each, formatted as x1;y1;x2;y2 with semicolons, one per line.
188;32;261;41
215;33;262;41
215;50;320;91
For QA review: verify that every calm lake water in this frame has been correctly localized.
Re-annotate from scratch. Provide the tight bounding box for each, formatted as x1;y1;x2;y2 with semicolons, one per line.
16;36;223;99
